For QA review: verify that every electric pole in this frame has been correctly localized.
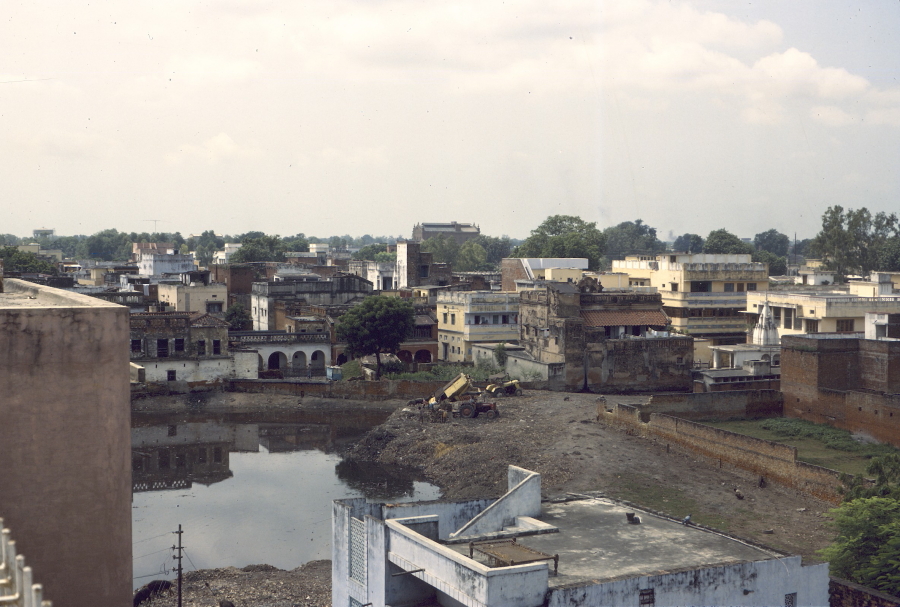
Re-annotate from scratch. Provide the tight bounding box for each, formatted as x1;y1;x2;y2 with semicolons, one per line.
172;524;183;607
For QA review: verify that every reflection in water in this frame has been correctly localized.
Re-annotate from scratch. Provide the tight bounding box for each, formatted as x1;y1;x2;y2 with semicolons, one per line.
131;412;440;589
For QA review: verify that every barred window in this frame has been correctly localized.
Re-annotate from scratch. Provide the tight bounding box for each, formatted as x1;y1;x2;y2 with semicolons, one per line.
785;592;797;607
349;517;367;585
639;588;655;606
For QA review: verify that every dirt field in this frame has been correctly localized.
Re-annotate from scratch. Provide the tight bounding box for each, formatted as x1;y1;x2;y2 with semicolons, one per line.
133;389;838;606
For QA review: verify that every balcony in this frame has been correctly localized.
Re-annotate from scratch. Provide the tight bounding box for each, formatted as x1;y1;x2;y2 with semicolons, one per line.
662;291;750;307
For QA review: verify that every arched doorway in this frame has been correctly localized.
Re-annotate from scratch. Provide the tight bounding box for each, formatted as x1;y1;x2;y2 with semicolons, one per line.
292;351;307;370
414;349;432;363
268;351;287;370
336;353;348;365
397;350;412;364
310;350;326;376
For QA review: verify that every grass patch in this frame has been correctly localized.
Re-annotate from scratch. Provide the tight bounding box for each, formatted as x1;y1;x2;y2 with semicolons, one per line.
606;474;729;530
340;360;364;380
706;418;899;477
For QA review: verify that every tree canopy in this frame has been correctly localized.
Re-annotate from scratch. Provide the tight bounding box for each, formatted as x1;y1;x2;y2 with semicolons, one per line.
421;235;460;266
336;296;415;378
751;250;787;276
224;304;252;331
456;241;488;271
515;215;606;270
810;206;900;279
672;233;704;253
602;220;666;264
229;235;289;263
703;229;754;255
0;247;58;274
753;229;791;257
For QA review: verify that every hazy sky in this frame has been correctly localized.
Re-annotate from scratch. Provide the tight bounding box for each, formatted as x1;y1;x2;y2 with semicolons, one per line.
2;1;899;241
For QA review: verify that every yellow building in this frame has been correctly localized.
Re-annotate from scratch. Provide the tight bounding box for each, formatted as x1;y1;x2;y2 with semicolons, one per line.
157;281;228;314
746;288;900;337
612;253;769;344
437;291;519;362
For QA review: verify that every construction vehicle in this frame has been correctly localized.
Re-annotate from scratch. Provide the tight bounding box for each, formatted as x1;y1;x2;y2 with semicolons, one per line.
484;375;523;398
408;373;500;420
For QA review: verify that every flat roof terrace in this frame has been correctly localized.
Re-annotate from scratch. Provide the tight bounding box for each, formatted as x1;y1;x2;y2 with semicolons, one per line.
0;278;124;309
451;497;783;589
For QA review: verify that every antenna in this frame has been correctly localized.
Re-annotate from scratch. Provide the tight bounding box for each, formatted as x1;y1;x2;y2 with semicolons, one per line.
143;219;164;233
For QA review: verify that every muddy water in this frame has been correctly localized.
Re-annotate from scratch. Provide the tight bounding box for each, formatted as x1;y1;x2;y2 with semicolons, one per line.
131;409;439;588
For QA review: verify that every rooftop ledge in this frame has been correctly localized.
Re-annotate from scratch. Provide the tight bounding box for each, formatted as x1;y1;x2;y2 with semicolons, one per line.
0;278;125;309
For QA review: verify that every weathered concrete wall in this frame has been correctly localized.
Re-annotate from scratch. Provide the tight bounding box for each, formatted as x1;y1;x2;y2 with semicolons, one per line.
586;336;693;393
0;279;132;607
230;378;449;400
547;556;829;607
601;404;845;503
642;390;783;421
830;577;900;607
449;468;541;539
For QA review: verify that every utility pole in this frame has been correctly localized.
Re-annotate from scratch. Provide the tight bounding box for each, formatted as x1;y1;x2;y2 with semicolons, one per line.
172;524;183;607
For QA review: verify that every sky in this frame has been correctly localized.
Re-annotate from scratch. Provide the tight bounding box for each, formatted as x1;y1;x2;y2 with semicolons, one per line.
2;1;899;242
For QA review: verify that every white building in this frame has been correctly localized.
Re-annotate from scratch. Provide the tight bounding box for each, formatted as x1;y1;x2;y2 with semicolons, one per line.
212;243;243;264
332;466;828;607
138;250;196;276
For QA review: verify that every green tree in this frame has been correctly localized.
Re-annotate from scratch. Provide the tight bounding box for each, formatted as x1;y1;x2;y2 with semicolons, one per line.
421;235;460;266
282;233;309;252
0;247;58;274
751;250;787;276
703;229;754;255
753;229;791;257
373;251;396;263
820;497;900;596
672;233;704;253
456;241;488;271
77;229;133;260
354;243;388;261
602;220;666;264
810;206;900;278
229;235;288;263
336;296;415;379
515;215;606;270
494;343;508;368
470;235;512;266
0;234;21;246
224;304;253;331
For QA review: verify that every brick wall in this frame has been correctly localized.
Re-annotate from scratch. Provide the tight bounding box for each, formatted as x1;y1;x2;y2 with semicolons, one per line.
500;259;528;292
646;390;783;420
600;403;845;503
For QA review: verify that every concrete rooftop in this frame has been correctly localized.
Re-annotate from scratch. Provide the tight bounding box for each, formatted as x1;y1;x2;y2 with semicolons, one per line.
0;278;123;309
452;497;783;589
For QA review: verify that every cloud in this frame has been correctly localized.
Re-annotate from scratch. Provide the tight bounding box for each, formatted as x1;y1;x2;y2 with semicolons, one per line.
165;133;259;165
167;54;258;85
810;105;858;127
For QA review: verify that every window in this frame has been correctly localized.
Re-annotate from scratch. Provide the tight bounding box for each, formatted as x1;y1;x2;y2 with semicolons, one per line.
213;340;221;355
784;308;793;329
747;283;757;291
784;592;797;607
443;313;448;324
451;313;456;325
419;265;429;278
690;281;710;292
639;588;655;606
206;302;223;313
671;283;678;291
197;340;206;355
157;339;169;358
198;448;207;464
737;283;745;292
724;283;734;292
131;339;142;352
168;425;177;437
132;456;144;472
174;338;184;352
837;319;854;332
167;370;176;381
502;315;510;324
213;447;222;463
158;450;170;469
175;451;186;468
806;320;819;333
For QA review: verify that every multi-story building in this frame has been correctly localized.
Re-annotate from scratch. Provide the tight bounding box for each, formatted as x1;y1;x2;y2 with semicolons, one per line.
500;258;588;292
157;277;227;314
612;253;769;345
250;273;373;331
395;240;452;289
348;259;395;291
436;291;519;362
745;278;900;338
412;221;480;244
516;283;693;391
138;249;196;276
1;277;132;606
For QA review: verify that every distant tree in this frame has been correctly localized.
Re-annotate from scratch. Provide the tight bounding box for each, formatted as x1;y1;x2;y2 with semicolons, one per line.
229;235;288;263
810;206;900;278
753;229;791;257
672;233;705;253
224;304;252;331
515;215;606;270
703;229;754;255
0;247;58;274
77;229;132;261
751;250;787;276
841;454;900;502
602;220;666;264
421;234;460;266
819;496;900;597
0;234;21;246
234;231;266;242
336;296;415;379
470;235;512;266
282;233;309;253
373;251;396;263
354;244;388;261
456;241;488;271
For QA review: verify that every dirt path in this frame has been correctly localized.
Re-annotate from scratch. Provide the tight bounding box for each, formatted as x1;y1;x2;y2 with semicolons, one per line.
344;391;836;562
